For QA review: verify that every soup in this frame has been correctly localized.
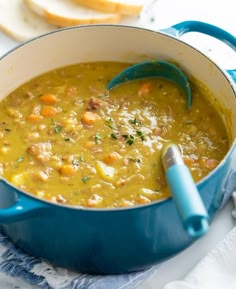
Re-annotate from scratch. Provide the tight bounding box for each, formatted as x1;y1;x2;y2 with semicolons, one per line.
0;62;229;208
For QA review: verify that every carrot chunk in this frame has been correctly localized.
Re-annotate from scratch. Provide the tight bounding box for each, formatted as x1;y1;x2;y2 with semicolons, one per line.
40;106;58;117
40;93;59;105
84;140;95;149
199;157;219;169
59;164;77;176
183;156;195;166
27;114;43;122
138;82;152;95
103;152;121;164
81;111;99;125
206;158;219;169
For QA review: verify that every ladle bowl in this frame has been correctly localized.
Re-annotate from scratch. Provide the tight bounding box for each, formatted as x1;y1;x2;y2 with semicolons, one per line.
107;60;192;109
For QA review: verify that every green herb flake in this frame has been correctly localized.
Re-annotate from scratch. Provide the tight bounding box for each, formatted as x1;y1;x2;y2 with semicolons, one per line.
136;131;145;141
111;133;117;139
122;134;135;145
105;118;115;129
4;128;11;132
72;158;79;166
94;133;102;144
51;118;56;125
82;176;89;183
64;137;71;142
54;125;62;133
127;139;134;146
79;156;85;162
17;156;24;163
129;157;141;163
129;118;141;126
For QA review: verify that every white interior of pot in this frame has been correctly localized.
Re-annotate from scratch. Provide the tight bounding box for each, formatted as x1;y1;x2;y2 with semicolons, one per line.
0;25;235;139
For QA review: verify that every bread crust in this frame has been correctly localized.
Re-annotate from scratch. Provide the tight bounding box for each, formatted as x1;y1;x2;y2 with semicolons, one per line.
25;0;121;27
73;0;143;15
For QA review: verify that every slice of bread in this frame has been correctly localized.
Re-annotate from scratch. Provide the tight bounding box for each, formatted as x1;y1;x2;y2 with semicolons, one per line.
0;0;58;41
73;0;143;16
24;0;121;27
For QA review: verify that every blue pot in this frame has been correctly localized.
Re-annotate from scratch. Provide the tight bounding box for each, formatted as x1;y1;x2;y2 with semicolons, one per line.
0;21;235;274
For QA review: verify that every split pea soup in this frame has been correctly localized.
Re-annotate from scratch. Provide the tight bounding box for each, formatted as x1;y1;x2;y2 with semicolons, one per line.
0;62;229;208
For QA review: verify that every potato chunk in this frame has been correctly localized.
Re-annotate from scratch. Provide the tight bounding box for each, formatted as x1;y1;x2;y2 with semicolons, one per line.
96;161;115;181
27;142;52;163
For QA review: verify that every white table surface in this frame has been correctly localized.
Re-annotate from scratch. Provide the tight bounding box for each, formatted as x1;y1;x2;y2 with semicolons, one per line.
0;0;235;288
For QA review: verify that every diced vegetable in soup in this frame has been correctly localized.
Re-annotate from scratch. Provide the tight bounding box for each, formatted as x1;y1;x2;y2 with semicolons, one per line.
0;62;229;208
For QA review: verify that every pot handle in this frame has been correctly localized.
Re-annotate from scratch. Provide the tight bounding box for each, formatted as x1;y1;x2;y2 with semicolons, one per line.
161;20;236;83
0;179;51;223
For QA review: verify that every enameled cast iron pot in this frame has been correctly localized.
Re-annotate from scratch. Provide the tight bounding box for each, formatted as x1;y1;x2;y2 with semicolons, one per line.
0;21;236;274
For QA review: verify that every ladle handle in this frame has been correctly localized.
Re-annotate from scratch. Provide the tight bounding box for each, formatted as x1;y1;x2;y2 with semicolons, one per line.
161;20;236;84
162;144;209;238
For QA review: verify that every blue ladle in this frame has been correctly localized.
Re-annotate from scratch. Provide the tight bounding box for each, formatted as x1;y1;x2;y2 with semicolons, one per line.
162;144;209;238
107;60;192;109
107;61;209;238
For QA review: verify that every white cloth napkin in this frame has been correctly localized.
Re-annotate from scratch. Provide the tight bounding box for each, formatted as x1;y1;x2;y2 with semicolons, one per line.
163;222;236;289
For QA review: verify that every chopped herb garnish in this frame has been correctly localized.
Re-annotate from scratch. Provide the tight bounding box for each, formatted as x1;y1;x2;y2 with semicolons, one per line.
54;126;62;133
79;156;85;162
17;156;24;163
129;157;141;163
82;176;89;183
64;137;71;142
51;118;56;125
111;133;117;139
51;119;63;133
105;118;115;129
72;158;79;166
127;139;134;146
136;131;145;141
4;128;11;132
129;118;141;126
94;133;102;143
122;134;135;145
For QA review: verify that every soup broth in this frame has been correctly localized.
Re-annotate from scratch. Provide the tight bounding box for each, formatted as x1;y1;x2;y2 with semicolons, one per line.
0;62;229;208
